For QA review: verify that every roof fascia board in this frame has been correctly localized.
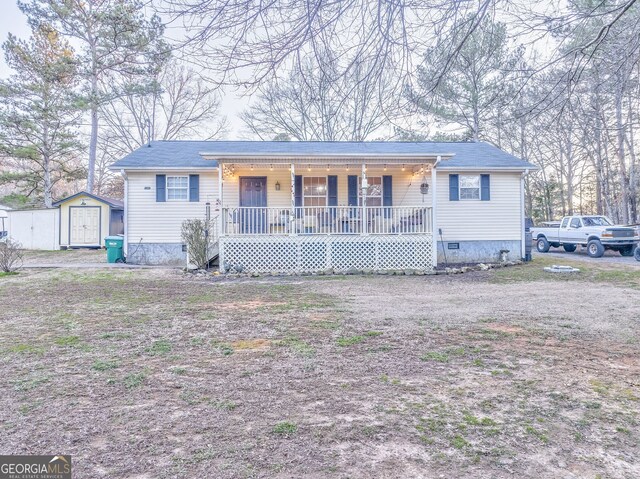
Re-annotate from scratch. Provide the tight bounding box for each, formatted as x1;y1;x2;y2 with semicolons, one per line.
437;166;538;171
199;153;456;162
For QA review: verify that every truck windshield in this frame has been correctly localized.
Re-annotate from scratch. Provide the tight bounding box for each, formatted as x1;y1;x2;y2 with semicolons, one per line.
582;216;612;226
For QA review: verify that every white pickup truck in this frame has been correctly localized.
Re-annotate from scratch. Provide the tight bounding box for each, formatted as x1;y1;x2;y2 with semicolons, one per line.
531;215;638;258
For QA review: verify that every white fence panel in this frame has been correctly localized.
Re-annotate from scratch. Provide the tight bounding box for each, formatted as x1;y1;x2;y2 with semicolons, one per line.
7;208;60;250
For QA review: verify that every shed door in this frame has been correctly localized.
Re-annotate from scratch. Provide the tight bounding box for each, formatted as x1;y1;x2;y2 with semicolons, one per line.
71;207;100;245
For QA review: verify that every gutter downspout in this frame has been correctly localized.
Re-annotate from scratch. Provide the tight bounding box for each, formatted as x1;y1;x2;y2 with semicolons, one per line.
120;169;128;257
432;156;442;268
521;169;529;260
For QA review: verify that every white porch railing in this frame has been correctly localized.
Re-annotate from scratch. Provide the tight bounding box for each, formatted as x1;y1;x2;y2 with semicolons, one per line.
220;206;432;236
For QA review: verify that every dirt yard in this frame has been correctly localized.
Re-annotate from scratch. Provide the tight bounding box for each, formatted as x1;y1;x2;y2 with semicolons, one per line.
1;257;639;478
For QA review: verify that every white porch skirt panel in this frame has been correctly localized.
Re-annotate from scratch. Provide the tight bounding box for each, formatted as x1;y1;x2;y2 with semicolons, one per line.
219;235;434;273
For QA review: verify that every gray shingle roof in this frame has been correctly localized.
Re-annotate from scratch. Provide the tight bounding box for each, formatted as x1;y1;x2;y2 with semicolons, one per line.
110;140;537;170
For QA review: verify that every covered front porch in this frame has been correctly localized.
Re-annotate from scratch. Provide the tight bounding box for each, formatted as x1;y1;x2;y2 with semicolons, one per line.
203;152;448;273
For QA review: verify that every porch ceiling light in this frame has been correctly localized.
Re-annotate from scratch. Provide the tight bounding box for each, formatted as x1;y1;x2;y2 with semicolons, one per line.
250;164;254;171
270;164;274;171
402;164;405;171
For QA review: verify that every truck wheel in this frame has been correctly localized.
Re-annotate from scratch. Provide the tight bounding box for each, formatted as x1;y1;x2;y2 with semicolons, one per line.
620;245;635;257
587;240;605;258
536;237;550;253
563;244;577;253
635;247;640;262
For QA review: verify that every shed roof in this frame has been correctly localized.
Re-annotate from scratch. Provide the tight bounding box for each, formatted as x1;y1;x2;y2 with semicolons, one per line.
109;140;537;171
53;191;123;208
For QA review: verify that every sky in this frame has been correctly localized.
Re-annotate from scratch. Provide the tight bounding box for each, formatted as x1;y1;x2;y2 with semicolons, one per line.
0;0;249;138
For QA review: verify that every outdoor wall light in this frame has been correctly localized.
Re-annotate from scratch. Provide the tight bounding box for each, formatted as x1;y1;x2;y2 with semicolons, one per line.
275;181;281;191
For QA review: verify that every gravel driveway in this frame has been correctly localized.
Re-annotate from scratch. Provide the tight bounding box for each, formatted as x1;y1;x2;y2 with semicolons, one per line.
532;246;640;266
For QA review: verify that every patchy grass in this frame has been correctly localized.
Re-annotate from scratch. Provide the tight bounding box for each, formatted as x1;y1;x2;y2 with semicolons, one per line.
146;339;172;356
91;360;119;371
0;271;19;278
276;336;315;356
0;265;638;478
492;255;640;288
54;335;80;347
420;351;450;362
272;421;298;436
336;335;366;347
123;371;147;389
6;343;45;355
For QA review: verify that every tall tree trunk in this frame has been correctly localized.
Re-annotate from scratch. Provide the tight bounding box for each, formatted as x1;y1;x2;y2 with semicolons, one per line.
88;100;98;193
615;83;630;223
87;28;98;194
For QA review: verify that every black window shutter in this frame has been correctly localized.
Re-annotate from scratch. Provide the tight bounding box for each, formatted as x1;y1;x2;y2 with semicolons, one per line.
382;175;393;206
480;174;490;201
327;175;338;206
449;174;459;201
294;175;303;207
347;175;358;206
156;174;166;202
189;174;199;202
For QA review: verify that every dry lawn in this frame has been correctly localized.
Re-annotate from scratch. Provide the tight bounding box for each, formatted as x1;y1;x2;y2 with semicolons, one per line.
1;257;639;478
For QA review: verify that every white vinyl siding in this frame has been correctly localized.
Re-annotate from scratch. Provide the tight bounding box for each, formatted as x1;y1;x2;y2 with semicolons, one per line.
125;167;522;244
127;171;218;243
222;166;432;208
437;171;522;241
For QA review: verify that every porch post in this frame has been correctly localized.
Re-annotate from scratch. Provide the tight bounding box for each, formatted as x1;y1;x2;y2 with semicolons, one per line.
431;156;440;268
290;163;296;235
361;163;367;234
218;162;224;236
218;162;224;273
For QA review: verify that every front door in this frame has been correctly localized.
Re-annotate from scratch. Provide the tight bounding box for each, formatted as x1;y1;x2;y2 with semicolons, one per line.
70;206;100;245
239;177;267;233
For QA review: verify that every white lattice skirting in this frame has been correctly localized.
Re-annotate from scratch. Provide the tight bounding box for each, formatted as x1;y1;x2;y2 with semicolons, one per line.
219;235;434;273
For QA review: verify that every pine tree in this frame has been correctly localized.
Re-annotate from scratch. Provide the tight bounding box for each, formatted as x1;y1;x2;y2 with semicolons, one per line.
0;24;83;207
19;0;168;193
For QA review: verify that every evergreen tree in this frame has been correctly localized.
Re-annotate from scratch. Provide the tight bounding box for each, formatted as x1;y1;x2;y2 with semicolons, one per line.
0;24;83;207
410;18;523;142
19;0;168;192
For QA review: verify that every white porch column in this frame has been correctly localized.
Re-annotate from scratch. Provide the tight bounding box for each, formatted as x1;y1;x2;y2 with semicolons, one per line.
290;163;296;235
431;156;440;268
361;163;367;234
218;162;224;236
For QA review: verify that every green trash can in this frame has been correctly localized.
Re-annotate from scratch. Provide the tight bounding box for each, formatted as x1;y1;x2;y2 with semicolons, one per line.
105;235;125;263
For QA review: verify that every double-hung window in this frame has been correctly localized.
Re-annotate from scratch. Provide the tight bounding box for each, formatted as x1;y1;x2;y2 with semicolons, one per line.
303;177;327;207
167;176;189;201
359;176;382;206
459;175;480;200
